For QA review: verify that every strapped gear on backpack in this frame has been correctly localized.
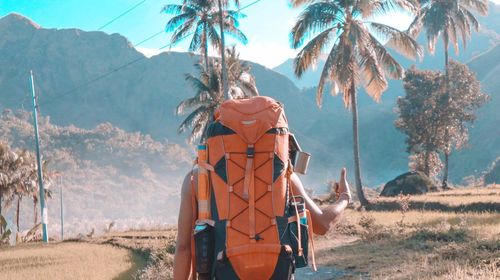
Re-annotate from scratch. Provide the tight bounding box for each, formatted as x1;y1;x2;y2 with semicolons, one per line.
192;96;316;280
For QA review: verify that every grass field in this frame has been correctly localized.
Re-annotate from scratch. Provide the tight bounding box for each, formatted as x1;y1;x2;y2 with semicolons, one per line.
1;185;498;279
0;242;140;280
314;185;500;279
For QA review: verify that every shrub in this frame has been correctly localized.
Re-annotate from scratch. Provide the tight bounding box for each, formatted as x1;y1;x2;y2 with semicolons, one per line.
410;227;471;243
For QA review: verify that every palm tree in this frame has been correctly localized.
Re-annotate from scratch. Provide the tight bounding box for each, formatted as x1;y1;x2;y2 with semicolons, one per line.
225;46;260;98
29;160;52;226
0;142;16;234
290;0;423;206
177;61;223;143
407;0;488;188
216;0;241;100
177;48;259;143
163;0;247;69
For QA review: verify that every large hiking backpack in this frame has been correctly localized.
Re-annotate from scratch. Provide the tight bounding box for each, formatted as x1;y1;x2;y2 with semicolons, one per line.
192;96;316;280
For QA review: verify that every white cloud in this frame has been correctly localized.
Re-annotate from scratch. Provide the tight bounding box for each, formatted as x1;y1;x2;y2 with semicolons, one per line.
237;41;297;69
135;46;185;58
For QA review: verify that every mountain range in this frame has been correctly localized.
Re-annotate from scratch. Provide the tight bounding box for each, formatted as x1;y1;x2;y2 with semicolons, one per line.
0;8;498;195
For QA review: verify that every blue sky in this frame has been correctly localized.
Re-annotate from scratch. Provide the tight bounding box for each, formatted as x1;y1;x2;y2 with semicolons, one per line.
1;0;499;68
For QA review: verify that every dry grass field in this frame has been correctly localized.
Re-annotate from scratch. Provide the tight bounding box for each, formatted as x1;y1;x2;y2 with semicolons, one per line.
0;242;140;280
1;185;498;279
313;185;500;280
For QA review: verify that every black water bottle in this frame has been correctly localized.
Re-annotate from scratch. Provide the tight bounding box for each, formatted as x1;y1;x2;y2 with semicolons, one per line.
194;223;214;279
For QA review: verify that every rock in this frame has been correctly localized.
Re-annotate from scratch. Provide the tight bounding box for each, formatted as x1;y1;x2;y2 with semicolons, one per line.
380;171;437;197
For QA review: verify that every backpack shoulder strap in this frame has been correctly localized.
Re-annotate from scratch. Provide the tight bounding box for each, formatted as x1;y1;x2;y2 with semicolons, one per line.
190;171;198;280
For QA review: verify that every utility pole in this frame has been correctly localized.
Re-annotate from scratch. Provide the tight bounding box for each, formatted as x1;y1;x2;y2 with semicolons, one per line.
217;0;229;100
30;70;49;243
60;177;64;241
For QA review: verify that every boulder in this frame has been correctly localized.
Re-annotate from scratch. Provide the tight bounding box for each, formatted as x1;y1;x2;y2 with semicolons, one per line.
381;171;437;197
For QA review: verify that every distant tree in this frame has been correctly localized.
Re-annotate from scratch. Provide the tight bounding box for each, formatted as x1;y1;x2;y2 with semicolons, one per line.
176;48;258;143
290;0;423;206
396;67;446;177
396;63;488;182
409;151;443;179
407;0;489;187
0;143;52;232
163;0;247;69
0;142;16;234
440;61;488;187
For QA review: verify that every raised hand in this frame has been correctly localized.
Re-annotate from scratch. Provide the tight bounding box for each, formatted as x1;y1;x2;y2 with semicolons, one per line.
335;168;351;203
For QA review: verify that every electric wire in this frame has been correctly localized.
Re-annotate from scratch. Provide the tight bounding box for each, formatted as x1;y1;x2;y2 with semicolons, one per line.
39;0;264;106
98;0;147;31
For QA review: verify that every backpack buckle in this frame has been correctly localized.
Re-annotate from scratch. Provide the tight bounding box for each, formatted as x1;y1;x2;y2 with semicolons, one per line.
246;146;254;158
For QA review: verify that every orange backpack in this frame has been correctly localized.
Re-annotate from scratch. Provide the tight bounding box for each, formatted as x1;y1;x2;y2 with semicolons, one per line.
193;96;316;280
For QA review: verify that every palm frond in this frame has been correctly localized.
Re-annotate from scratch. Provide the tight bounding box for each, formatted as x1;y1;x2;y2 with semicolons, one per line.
316;42;341;107
367;33;403;80
460;0;488;16
177;106;207;134
176;96;205;115
223;23;248;44
189;21;205;52
207;24;222;50
368;22;423;60
170;18;196;45
290;2;343;49
161;4;184;15
359;45;388;101
165;12;195;32
294;27;337;78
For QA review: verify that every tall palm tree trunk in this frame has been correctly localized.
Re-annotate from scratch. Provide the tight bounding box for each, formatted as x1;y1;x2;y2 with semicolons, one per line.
350;82;369;206
0;193;3;235
442;47;450;189
33;200;38;225
217;0;229;100
16;197;20;232
204;24;210;69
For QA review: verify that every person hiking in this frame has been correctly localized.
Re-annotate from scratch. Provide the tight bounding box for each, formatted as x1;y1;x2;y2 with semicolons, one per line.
173;96;352;280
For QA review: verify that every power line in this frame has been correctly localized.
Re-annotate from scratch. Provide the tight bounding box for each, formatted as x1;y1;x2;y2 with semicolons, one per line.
40;0;264;106
134;30;163;47
239;0;262;10
98;0;147;31
39;33;193;106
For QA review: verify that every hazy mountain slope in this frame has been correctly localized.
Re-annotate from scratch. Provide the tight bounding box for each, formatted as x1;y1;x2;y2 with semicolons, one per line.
0;13;308;143
0;110;191;234
0;12;497;189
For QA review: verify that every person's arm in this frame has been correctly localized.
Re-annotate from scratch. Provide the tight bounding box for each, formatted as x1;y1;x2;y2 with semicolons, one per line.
173;172;195;280
290;168;351;235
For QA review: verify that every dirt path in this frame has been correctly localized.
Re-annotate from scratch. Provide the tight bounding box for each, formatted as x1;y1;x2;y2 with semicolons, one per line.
295;266;352;280
295;234;360;280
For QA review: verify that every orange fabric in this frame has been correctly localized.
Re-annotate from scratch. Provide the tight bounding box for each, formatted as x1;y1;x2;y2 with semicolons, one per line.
227;244;281;280
306;210;317;271
207;96;290;279
215;96;288;144
190;174;198;280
